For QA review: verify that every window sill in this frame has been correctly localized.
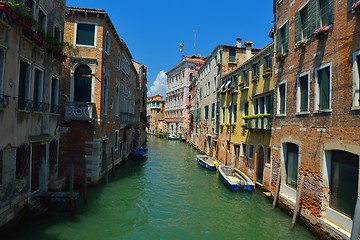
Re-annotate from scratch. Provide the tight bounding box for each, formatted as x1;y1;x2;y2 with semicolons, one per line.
240;86;249;91
314;109;332;115
276;113;286;118
295;111;310;116
75;44;96;48
351;106;360;111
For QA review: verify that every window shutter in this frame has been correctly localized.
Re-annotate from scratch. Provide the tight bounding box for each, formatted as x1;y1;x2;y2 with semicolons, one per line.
319;68;330;110
285;22;289;53
328;0;334;24
309;0;320;34
348;0;355;11
300;77;308;111
295;11;301;42
276;29;281;54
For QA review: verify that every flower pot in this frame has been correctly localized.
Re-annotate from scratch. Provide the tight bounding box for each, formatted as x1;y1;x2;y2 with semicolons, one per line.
315;31;328;39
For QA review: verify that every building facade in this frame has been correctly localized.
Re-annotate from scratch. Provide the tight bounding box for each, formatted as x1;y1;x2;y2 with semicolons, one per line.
219;42;274;190
272;0;360;238
146;94;165;135
61;7;144;185
0;0;66;228
165;56;205;140
188;39;261;159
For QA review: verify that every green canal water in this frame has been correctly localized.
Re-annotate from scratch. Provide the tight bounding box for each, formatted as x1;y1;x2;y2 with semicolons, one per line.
1;136;318;240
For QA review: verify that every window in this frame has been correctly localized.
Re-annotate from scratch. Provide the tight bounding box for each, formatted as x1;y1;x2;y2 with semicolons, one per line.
16;144;29;180
114;130;119;150
229;49;236;62
276;21;289;55
266;148;271;164
115;84;120;116
295;4;310;42
24;0;35;17
244;102;249;116
103;78;108;114
352;50;360;109
328;150;359;218
315;64;331;111
54;25;62;42
204;105;209;120
122;55;131;76
277;82;286;115
348;0;358;11
74;65;92;102
76;23;96;46
117;53;121;70
242;70;249;87
213;77;217;92
318;0;334;27
233;104;237;123
33;68;44;112
37;7;47;32
264;55;272;70
51;77;59;113
18;61;31;110
105;32;110;55
241;143;247;156
285;143;299;189
211;103;215;119
248;145;254;159
252;62;260;79
296;72;310;113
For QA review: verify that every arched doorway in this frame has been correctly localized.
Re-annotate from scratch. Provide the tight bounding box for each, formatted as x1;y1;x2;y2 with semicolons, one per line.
257;146;265;183
74;65;92;102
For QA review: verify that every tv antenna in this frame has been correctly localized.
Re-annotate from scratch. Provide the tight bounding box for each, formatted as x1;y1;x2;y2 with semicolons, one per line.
193;29;197;56
179;41;184;59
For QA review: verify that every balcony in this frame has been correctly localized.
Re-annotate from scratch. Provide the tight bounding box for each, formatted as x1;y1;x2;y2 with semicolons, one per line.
65;102;95;121
242;114;272;131
0;94;10;109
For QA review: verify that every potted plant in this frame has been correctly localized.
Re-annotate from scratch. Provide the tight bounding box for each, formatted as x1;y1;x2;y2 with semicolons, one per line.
276;52;286;61
295;41;306;49
314;25;330;39
352;0;360;13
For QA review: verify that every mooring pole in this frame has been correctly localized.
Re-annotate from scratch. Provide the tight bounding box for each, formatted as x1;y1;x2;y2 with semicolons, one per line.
291;175;305;229
111;147;115;177
253;153;257;189
70;162;76;216
272;167;281;209
350;197;360;240
83;158;87;205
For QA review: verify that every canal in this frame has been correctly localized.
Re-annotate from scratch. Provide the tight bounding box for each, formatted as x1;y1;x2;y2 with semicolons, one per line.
1;136;318;240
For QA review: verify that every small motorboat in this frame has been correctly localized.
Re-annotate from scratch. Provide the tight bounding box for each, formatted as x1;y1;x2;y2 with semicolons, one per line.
130;146;148;158
196;155;219;171
168;133;179;140
218;165;255;192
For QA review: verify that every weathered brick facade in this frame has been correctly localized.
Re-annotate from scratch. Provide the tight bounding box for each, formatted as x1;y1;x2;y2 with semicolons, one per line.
272;0;360;238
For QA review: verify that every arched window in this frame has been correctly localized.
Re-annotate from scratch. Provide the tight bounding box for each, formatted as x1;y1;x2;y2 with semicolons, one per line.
103;77;108;114
74;65;92;102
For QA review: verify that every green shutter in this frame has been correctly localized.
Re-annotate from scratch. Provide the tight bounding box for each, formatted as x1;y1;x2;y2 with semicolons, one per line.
348;0;356;11
285;22;289;53
309;0;320;34
319;67;330;110
328;0;334;24
295;11;301;42
276;28;281;53
300;76;308;112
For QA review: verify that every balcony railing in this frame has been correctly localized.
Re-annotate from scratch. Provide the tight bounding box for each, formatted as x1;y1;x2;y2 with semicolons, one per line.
33;102;49;112
65;102;95;121
242;114;272;131
0;94;10;109
17;98;33;111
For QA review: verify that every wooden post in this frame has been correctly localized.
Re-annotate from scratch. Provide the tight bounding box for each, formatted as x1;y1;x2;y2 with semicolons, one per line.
253;153;257;189
272;167;281;209
83;158;87;205
291;175;305;229
70;162;76;216
111;147;115;177
350;197;360;240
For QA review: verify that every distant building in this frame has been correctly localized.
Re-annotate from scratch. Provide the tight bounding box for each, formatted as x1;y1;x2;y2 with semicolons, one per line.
61;6;145;185
146;95;165;135
165;56;205;140
0;0;67;228
272;0;360;238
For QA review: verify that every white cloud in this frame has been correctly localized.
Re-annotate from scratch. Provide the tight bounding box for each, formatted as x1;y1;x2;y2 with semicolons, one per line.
148;70;167;97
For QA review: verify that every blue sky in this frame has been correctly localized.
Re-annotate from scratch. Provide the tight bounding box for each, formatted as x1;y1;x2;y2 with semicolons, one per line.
66;1;274;97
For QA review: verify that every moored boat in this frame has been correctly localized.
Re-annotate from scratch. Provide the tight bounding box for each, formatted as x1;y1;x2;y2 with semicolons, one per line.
130;146;148;158
196;155;219;171
168;133;179;140
218;165;255;192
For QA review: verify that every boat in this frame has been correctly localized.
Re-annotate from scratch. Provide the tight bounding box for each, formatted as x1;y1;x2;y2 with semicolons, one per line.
218;165;255;192
168;133;179;140
196;155;219;171
130;146;148;158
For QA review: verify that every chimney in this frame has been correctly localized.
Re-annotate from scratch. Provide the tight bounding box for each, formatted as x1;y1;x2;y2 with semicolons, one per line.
244;41;253;60
236;38;242;48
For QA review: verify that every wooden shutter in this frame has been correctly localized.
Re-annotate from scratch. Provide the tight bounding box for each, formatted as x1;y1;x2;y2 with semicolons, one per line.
328;0;334;24
348;0;356;11
300;76;309;112
285;21;289;53
309;0;320;34
295;11;301;42
319;67;330;110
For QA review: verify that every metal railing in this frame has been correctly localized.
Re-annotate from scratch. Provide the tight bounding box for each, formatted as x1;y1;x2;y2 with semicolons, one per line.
65;101;95;121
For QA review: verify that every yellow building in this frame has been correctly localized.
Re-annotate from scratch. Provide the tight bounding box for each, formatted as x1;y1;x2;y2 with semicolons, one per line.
219;42;274;190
